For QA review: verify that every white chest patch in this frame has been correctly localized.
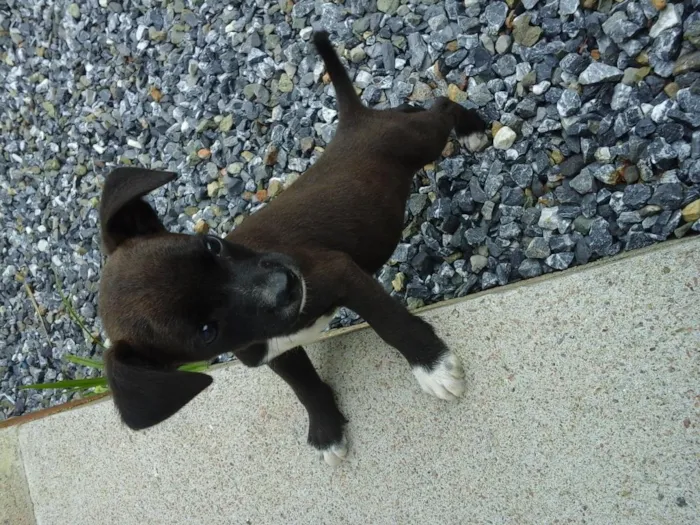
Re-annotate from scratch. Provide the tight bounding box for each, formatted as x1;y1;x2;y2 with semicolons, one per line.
263;312;336;363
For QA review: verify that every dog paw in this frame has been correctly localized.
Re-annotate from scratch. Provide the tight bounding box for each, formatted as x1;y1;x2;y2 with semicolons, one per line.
459;132;489;153
412;352;466;401
307;399;348;466
318;435;348;467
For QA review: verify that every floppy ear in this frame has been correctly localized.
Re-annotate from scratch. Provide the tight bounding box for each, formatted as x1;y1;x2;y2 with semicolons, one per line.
99;167;177;254
104;341;213;430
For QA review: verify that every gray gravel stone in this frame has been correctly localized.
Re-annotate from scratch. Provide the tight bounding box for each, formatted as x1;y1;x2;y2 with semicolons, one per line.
545;252;575;270
481;272;499;290
525;237;551;259
465;227;487;245
510;164;534;189
561;54;589;76
602;12;642;45
549;234;577;252
587;217;614;255
650;4;680;38
635;118;656;138
557;89;581;117
500;222;522;240
559;0;579;16
512;14;543;47
493;55;517;77
484;3;508;34
470;255;488;273
518;259;543;278
646;138;678;170
622;185;652;209
649;184;685;210
538;207;563;231
587;164;617;185
579;63;624;85
561;155;586;180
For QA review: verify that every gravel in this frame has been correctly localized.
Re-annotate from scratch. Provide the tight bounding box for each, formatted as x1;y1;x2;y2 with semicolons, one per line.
1;0;699;420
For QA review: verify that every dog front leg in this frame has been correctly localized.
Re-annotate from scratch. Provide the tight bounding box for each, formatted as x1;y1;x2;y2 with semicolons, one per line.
267;346;348;466
336;256;466;401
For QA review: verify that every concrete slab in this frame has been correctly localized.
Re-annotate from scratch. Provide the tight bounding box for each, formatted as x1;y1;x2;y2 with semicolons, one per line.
14;238;700;524
0;427;35;525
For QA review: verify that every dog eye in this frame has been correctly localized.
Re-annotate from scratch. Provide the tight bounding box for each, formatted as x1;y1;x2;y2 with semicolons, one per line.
200;322;218;345
204;236;223;256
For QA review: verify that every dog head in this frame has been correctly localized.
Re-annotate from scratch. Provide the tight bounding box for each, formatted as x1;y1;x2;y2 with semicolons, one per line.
98;167;306;430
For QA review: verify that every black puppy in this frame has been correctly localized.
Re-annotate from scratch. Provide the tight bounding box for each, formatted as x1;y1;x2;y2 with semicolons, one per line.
98;31;487;465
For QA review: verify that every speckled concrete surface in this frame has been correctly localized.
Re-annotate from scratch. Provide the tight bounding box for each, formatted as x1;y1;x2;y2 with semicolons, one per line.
11;238;700;525
0;427;35;525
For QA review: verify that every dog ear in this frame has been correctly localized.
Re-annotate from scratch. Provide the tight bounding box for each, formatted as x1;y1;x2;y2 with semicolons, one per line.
99;167;177;254
104;341;213;430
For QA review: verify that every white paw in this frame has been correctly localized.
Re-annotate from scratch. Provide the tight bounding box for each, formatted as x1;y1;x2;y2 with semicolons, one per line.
459;132;489;153
320;435;348;467
412;352;466;401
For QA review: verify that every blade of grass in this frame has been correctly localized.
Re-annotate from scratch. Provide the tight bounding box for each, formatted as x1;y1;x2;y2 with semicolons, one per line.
22;359;209;394
23;282;51;346
64;387;90;394
53;269;105;349
20;377;107;391
70;384;110;396
81;390;100;397
178;361;211;373
64;354;105;370
82;389;107;397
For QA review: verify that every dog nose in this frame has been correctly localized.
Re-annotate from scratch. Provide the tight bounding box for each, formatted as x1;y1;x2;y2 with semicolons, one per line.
266;269;296;307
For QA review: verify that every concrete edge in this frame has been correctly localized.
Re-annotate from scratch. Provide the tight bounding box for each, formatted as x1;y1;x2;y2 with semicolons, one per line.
0;394;110;431
0;426;37;525
1;235;697;431
338;234;700;327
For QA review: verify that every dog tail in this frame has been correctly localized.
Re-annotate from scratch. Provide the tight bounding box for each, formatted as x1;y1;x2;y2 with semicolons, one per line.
313;31;363;117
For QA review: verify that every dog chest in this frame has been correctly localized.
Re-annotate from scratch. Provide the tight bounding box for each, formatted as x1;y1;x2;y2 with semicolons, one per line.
264;312;336;362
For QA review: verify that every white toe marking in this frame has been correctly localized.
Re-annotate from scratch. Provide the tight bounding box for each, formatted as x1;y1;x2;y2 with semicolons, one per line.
460;132;489;153
263;312;336;363
321;435;348;467
412;352;466;401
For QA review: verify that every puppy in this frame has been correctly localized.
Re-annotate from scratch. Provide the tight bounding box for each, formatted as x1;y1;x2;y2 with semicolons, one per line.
98;31;487;466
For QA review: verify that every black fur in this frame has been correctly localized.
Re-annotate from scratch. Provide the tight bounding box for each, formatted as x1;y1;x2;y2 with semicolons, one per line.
98;31;487;459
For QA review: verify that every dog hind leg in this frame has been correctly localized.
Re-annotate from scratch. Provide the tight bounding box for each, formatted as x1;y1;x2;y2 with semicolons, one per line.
399;97;488;167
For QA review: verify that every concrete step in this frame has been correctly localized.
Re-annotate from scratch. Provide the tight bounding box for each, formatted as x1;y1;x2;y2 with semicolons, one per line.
1;238;698;525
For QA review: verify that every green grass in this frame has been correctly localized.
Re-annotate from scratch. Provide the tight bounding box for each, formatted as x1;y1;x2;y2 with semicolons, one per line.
20;270;210;397
53;269;105;349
